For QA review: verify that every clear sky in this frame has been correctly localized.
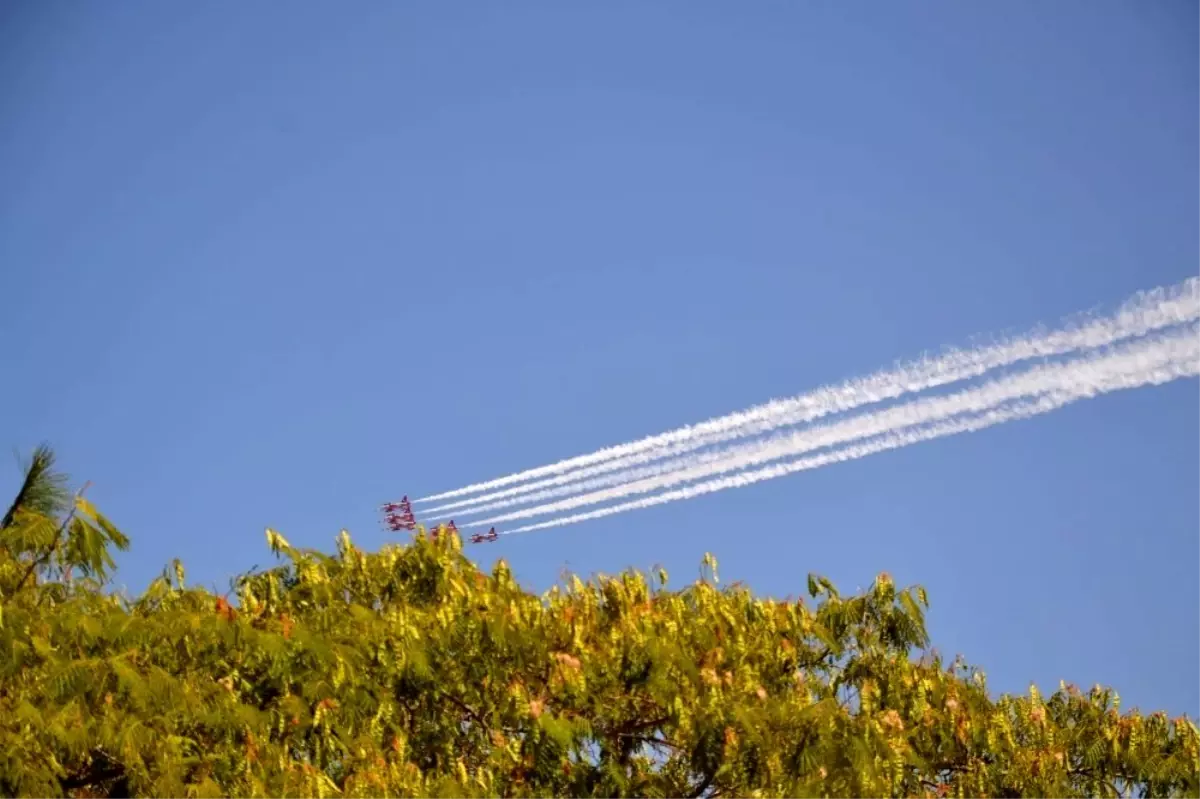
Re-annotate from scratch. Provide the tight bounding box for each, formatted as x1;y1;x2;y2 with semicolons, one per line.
2;2;1197;716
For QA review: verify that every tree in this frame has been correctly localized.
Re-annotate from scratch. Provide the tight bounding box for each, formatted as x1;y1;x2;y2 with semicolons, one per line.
0;448;1196;798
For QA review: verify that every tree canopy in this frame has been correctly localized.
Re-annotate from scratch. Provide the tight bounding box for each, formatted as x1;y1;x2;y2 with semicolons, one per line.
1;447;1197;798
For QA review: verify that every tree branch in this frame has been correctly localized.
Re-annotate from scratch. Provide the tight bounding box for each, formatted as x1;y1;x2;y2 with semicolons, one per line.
59;747;126;794
7;482;91;604
687;772;714;799
437;690;491;737
617;733;678;751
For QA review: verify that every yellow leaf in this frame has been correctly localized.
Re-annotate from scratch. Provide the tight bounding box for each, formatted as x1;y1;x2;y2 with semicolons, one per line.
75;495;99;520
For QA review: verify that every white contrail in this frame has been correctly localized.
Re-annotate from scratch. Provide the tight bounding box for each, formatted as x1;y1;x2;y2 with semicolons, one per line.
501;337;1200;535
417;277;1199;509
471;325;1199;528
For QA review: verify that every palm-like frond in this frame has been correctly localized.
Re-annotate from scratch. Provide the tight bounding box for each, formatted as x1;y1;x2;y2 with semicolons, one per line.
2;443;71;530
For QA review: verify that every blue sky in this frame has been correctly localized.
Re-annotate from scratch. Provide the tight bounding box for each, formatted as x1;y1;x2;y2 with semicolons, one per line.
2;2;1196;715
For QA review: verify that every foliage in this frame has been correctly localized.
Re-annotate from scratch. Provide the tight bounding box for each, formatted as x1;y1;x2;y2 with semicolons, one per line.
0;450;1196;797
2;443;71;528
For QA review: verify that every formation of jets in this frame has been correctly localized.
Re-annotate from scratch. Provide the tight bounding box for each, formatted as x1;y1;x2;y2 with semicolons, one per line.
381;497;416;531
379;496;501;544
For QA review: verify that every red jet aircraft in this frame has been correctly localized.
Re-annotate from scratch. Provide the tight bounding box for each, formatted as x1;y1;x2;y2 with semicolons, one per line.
382;496;414;514
469;528;500;544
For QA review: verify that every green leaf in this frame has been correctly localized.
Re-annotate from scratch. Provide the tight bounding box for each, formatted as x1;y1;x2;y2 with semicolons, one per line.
898;590;922;623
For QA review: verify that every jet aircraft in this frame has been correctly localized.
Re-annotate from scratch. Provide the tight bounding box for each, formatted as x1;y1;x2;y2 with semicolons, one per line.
469;527;500;544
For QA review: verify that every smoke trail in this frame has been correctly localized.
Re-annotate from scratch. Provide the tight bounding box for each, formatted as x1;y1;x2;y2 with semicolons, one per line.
473;325;1198;528
502;336;1200;535
418;278;1199;508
